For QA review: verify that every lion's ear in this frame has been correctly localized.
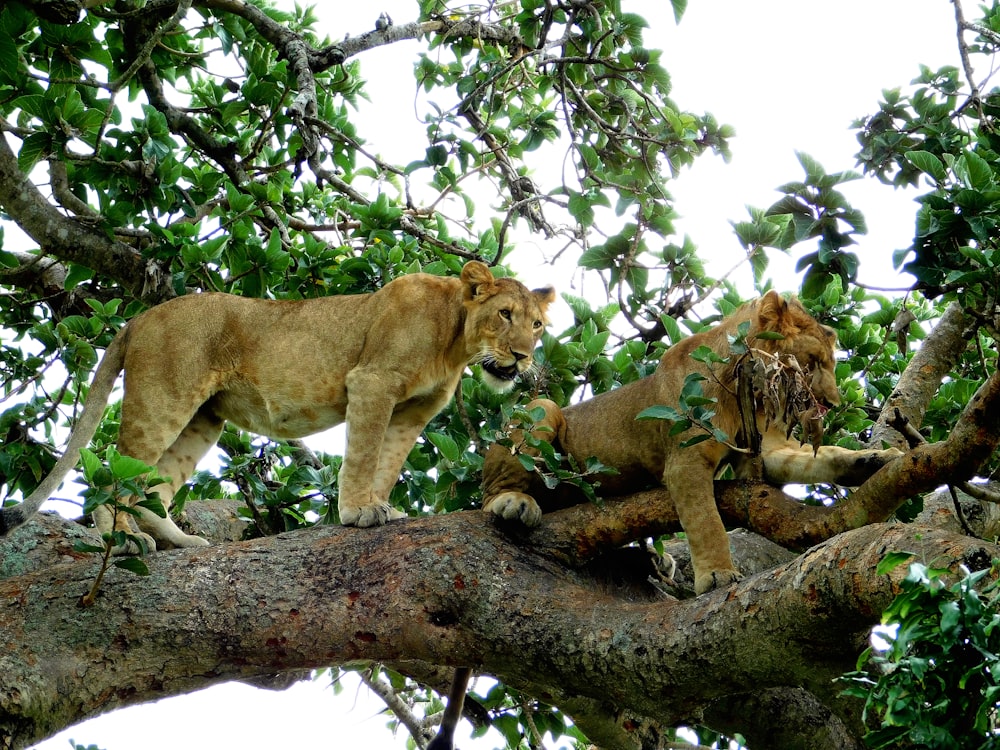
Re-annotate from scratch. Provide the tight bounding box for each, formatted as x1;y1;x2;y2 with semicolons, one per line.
461;261;497;300
533;286;556;311
755;290;789;333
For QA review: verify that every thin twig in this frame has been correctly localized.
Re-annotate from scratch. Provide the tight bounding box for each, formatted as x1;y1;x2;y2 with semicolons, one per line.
359;667;434;749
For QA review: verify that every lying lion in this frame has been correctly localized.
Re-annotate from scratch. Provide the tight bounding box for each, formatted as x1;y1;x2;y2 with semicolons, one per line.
2;261;554;552
481;291;902;595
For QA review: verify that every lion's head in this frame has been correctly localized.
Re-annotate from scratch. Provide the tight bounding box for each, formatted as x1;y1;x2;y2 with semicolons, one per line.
460;261;555;392
754;290;841;409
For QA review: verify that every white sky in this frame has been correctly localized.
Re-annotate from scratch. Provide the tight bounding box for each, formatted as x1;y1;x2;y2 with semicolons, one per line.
28;1;959;749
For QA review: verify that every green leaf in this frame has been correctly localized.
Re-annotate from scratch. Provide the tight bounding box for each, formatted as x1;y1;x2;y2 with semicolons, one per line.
636;405;681;421
679;434;712;448
567;192;595;226
876;551;915;576
64;263;94;290
796;151;827;183
0;30;17;84
135;496;167;519
78;448;103;483
109;453;156;480
427;432;461;463
904;150;947;183
689;345;726;364
426;144;448;167
578;243;618;270
72;540;108;554
17;132;51;173
939;599;961;634
961;150;993;191
683;395;716;407
661;314;683;346
114;557;150;576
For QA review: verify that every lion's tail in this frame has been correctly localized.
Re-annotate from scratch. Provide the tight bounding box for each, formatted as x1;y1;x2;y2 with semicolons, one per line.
0;325;129;537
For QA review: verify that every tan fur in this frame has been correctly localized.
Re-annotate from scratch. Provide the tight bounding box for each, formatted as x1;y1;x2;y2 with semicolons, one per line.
482;291;902;595
1;261;554;550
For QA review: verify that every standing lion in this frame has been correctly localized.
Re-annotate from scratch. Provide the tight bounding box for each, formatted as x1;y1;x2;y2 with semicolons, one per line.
2;261;555;551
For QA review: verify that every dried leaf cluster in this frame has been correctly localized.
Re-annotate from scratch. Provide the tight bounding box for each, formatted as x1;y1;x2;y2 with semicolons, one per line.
748;350;826;455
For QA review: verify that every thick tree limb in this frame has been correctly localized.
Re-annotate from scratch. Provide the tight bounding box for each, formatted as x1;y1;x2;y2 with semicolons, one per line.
845;366;1000;504
869;301;972;447
1;508;994;750
704;688;864;750
0;135;174;304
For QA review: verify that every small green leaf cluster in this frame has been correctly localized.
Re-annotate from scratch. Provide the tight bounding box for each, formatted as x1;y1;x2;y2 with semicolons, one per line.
216;429;339;534
905;145;1000;299
842;558;1000;749
74;447;168;576
1;299;127;512
530;293;660;405
392;377;492;517
472;682;589;750
851;50;1000;306
484;404;615;507
854;66;965;190
764;152;867;299
636;371;726;449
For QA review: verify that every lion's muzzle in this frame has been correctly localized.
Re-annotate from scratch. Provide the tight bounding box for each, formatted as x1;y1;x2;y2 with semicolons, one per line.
482;360;519;382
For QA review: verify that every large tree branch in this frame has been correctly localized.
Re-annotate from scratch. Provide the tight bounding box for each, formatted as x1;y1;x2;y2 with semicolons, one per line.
869;301;973;447
0;134;174;304
1;508;994;750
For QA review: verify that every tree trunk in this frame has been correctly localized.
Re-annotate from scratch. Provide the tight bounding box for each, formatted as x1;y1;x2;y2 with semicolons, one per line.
1;506;994;750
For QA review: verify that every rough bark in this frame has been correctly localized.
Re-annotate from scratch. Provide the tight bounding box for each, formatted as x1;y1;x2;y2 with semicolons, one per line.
916;484;1000;539
1;505;995;750
703;688;864;750
869;301;973;448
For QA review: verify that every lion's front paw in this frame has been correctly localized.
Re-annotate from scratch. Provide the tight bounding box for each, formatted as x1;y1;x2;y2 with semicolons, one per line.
694;568;743;596
340;501;404;528
866;447;904;467
484;491;542;527
842;447;905;485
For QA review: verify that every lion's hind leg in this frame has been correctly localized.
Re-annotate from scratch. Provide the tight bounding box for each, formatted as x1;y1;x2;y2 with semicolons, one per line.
107;406;224;552
138;408;224;548
482;398;565;527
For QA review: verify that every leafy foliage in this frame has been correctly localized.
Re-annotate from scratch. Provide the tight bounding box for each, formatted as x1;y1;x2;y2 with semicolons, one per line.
842;559;1000;749
73;447;166;603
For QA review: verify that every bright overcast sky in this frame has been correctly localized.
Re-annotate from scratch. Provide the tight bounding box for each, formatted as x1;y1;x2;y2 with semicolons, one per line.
30;1;958;749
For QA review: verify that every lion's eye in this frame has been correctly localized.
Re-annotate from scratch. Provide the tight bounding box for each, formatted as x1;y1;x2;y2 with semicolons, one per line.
533;320;543;329
499;309;512;321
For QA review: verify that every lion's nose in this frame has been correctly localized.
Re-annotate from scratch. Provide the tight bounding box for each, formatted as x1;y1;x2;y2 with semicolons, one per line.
512;350;529;362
